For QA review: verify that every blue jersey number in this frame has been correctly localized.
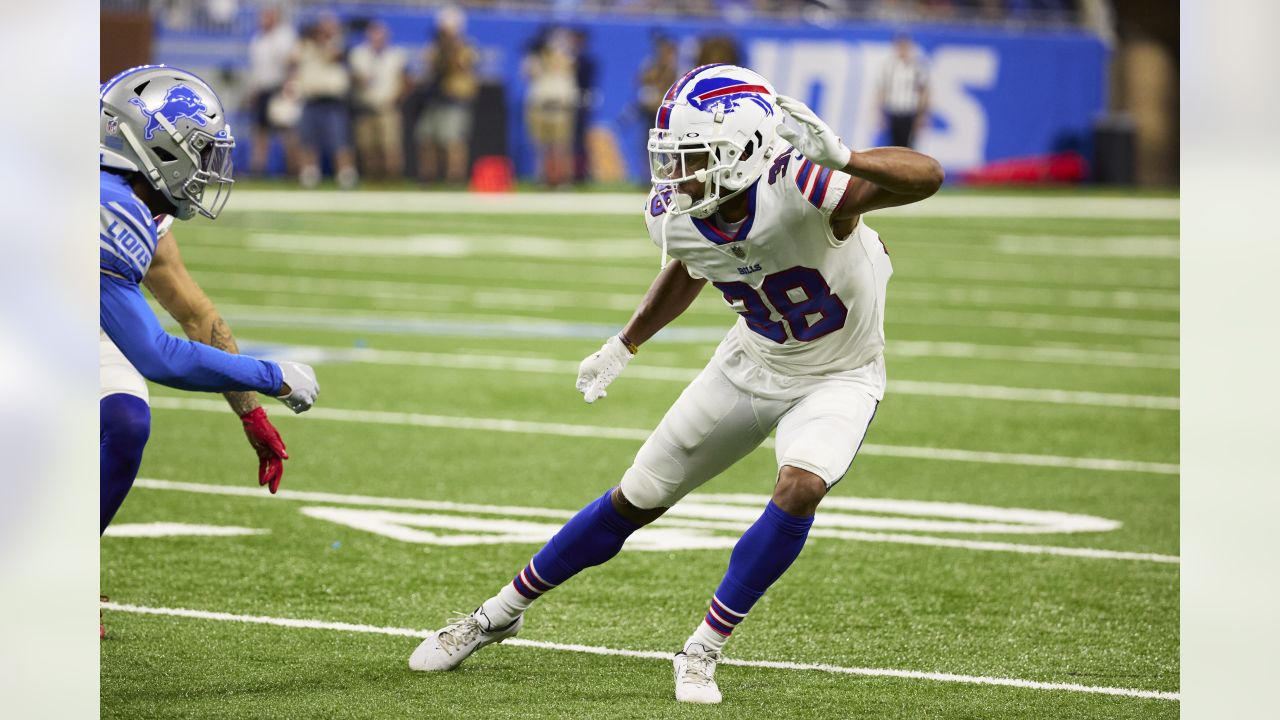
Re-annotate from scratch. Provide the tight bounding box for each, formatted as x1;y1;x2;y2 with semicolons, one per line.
713;266;848;344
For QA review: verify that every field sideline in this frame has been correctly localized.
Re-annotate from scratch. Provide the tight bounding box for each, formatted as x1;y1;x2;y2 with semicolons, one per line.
102;189;1179;719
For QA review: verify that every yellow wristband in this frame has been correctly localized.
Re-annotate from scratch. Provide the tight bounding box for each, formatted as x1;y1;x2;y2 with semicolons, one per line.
618;334;639;355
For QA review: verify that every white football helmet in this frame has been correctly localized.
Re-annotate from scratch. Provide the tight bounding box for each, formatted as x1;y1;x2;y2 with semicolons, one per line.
100;65;235;220
648;64;782;219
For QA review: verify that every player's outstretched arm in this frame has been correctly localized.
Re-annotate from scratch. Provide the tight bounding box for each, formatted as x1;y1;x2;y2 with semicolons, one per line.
145;227;260;417
100;274;320;411
143;228;290;493
576;260;707;403
775;94;943;221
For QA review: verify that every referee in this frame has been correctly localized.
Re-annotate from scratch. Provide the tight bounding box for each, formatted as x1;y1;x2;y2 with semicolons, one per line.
878;34;930;148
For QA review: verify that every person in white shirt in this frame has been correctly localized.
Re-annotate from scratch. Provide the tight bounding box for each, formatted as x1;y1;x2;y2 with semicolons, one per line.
245;5;299;175
349;21;410;180
878;33;929;149
295;13;357;189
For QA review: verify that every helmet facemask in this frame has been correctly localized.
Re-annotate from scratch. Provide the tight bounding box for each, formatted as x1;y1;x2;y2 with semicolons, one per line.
648;128;769;219
178;129;235;220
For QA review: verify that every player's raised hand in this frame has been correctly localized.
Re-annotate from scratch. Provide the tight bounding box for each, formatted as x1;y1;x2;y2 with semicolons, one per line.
275;361;319;414
775;95;853;171
240;407;288;493
576;335;635;403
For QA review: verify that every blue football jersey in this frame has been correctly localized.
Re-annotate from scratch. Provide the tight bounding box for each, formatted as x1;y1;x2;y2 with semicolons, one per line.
99;170;158;284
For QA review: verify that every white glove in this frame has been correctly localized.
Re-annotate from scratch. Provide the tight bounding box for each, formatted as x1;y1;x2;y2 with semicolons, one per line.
575;336;634;404
275;361;319;414
775;94;852;171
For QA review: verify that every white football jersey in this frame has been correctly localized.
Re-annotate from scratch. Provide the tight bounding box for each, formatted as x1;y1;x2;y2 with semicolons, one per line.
645;144;893;381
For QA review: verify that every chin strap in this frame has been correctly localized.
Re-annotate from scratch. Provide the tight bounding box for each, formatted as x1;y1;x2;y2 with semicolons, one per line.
659;209;672;269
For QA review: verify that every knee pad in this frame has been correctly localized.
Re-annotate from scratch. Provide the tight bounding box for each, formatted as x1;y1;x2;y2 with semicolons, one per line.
100;393;151;463
619;449;684;511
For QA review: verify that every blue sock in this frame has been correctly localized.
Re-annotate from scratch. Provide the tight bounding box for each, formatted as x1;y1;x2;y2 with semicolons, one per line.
700;501;814;640
511;488;640;599
100;394;150;534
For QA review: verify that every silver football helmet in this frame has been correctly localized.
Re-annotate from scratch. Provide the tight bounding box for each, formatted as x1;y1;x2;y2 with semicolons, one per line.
100;65;234;220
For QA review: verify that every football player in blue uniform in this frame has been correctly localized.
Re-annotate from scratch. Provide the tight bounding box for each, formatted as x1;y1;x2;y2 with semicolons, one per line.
98;66;319;542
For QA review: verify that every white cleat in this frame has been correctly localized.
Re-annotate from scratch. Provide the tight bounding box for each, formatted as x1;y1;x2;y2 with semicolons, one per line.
673;642;723;704
409;609;523;672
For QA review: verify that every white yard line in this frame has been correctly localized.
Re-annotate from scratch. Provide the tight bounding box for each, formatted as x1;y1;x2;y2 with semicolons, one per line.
130;479;1179;564
235;342;1180;410
187;268;1179;315
995;234;1179;258
99;602;1179;701
153;303;1179;369
148;397;1180;475
227;190;1179;220
102;522;268;538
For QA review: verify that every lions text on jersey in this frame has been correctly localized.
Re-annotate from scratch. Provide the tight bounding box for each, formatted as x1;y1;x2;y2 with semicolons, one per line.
100;170;159;284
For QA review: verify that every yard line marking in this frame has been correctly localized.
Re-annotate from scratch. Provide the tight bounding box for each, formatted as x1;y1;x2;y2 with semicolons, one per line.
131;479;1179;564
103;522;268;538
153;303;1179;369
228;190;1179;219
197;269;1183;316
236;341;1180;410
888;341;1178;369
188;267;1180;315
148;397;1180;475
185;235;1181;293
995;235;1179;258
891;285;1178;312
100;602;1179;701
248;232;657;259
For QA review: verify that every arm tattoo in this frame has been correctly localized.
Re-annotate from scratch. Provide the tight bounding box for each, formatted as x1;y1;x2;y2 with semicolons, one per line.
207;316;261;416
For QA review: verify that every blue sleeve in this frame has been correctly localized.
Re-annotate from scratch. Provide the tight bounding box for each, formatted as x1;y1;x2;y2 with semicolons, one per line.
100;274;284;395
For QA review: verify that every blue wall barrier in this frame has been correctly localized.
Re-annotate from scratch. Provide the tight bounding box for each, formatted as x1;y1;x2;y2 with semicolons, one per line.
155;6;1107;180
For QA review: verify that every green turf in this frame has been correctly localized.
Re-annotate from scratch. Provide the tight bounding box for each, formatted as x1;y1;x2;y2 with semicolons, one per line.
102;192;1178;718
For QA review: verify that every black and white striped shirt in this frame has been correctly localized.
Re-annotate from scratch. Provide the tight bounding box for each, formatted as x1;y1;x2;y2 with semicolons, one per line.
880;55;929;115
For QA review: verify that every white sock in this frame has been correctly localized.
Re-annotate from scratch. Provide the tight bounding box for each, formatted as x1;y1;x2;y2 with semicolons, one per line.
477;583;534;629
688;620;730;654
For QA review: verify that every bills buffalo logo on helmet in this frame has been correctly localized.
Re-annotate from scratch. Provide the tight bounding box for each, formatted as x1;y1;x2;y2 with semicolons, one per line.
686;77;774;116
128;85;209;141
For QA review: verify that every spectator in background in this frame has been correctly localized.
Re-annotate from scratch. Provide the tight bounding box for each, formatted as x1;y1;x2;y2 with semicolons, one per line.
695;34;741;66
246;5;299;176
416;7;480;185
634;35;678;171
569;28;597;183
350;21;410;181
878;33;929;148
295;13;358;189
522;28;578;188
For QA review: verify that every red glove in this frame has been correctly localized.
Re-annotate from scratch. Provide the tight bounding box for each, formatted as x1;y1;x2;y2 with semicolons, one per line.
240;407;288;493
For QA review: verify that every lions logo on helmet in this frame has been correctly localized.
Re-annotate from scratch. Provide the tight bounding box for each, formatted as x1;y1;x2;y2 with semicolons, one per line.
128;85;210;142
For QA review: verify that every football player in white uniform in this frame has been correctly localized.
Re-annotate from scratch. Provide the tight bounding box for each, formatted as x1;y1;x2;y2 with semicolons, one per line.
410;64;943;704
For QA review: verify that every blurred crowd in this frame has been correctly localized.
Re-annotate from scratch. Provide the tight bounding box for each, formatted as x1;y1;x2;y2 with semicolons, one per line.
245;5;484;187
132;0;1097;29
235;4;766;188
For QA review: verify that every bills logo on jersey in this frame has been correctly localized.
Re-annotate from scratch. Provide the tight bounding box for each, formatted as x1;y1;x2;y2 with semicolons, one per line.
687;77;774;116
128;84;209;141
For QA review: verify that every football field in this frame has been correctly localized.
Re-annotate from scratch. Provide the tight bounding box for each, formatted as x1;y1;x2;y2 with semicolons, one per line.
100;188;1179;719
